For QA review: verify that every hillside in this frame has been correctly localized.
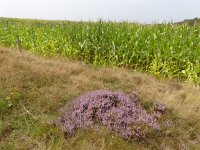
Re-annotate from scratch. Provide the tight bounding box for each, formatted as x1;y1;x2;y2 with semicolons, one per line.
176;18;200;25
1;47;200;149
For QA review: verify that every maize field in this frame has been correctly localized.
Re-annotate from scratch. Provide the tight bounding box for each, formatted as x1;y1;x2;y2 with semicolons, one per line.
0;18;199;83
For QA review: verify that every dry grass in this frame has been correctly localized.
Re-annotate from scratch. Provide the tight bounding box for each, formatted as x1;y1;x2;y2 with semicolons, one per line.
0;47;200;149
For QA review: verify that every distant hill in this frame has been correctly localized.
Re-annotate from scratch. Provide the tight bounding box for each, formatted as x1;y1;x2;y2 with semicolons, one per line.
176;18;200;25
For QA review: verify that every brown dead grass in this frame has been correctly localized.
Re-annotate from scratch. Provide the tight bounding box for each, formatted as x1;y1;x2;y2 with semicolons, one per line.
0;47;200;149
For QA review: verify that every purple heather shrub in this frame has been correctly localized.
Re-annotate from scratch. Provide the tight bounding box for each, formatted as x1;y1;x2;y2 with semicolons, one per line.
154;103;166;115
58;90;166;140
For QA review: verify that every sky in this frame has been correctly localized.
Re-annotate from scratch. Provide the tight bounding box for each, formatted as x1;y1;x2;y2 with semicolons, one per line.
0;0;199;23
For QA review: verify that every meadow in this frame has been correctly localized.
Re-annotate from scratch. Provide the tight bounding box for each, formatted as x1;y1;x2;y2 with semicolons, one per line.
1;47;200;149
0;18;200;149
0;18;199;83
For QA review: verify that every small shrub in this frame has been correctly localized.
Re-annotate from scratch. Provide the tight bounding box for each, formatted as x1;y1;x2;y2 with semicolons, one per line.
57;90;166;140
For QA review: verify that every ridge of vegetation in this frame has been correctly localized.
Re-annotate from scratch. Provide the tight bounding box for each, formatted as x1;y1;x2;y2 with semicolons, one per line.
176;18;200;26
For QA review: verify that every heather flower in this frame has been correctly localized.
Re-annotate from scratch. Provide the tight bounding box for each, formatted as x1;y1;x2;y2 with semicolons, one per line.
57;90;166;140
154;103;166;115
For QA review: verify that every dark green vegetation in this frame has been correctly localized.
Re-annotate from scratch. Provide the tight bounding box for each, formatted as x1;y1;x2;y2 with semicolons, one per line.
176;18;200;26
1;47;200;149
0;18;199;83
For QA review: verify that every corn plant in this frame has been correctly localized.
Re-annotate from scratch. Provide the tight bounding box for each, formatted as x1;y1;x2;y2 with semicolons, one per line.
0;18;199;83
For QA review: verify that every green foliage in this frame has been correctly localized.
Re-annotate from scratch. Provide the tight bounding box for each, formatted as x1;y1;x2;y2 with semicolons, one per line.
0;92;21;117
0;18;199;83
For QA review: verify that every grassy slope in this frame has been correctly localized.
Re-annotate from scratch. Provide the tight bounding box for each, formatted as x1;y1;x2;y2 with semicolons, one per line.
0;47;200;149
